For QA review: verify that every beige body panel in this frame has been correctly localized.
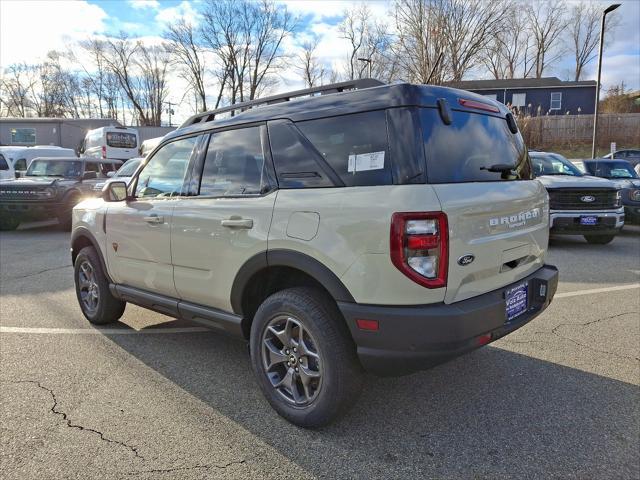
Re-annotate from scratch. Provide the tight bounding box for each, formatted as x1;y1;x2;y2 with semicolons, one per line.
104;198;179;298
270;185;447;305
432;180;549;304
170;192;277;310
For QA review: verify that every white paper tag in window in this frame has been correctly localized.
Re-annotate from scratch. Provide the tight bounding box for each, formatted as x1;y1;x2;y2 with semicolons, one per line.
347;151;385;173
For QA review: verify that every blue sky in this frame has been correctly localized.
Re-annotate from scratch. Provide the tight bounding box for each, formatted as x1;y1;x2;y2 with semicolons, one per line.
1;0;638;122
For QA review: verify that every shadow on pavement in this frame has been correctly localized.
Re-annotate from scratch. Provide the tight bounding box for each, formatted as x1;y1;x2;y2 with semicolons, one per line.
105;325;639;479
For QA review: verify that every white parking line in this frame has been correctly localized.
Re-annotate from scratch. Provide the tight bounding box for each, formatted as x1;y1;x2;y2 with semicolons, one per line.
0;326;210;335
554;284;640;299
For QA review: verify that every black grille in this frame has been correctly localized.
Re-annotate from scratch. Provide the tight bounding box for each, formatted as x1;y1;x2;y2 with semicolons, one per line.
548;188;619;210
0;186;47;201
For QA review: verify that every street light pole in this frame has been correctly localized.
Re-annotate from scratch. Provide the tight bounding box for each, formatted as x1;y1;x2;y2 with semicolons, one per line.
591;3;621;159
357;57;372;78
165;101;176;127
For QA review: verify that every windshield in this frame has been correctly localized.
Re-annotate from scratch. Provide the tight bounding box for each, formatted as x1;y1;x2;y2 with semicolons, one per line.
27;160;83;177
116;158;141;177
0;155;8;170
585;161;638;179
530;153;582;177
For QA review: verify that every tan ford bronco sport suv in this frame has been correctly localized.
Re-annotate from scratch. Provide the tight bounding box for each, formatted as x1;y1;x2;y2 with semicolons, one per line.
71;79;558;427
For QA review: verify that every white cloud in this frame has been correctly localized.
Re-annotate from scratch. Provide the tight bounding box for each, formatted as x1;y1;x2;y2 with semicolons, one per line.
155;1;199;26
0;0;107;69
129;0;160;9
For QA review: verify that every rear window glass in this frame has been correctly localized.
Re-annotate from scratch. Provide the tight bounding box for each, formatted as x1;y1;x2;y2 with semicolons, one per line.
420;108;531;183
297;111;392;187
106;132;137;148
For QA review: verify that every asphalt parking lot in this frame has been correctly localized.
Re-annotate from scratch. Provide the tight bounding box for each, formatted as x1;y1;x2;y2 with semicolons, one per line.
1;222;638;479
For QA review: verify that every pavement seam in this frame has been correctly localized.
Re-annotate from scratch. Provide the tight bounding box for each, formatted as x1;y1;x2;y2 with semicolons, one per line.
503;311;640;361
124;459;247;476
3;379;145;460
3;264;71;281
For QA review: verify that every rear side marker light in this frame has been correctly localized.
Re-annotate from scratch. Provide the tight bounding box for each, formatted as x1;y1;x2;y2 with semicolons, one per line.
356;319;379;331
477;334;492;346
458;98;500;113
390;212;448;289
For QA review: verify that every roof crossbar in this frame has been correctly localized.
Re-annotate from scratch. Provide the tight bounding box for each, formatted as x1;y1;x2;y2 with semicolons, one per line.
179;78;385;128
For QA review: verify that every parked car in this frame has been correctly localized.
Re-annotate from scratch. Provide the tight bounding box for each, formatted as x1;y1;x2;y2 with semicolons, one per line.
530;152;623;244
94;157;143;192
582;159;640;223
0;146;77;176
0;157;121;231
603;149;640;167
0;153;15;181
139;136;163;157
81;126;139;161
71;80;558;427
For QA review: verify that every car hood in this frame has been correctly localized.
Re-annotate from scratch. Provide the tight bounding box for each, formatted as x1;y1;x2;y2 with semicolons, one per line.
0;177;78;188
610;178;640;189
536;175;617;189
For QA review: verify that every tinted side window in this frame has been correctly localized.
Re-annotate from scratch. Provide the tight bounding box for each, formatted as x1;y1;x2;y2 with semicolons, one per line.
199;126;268;196
297;111;392;187
268;120;335;188
420;108;531;183
135;137;197;198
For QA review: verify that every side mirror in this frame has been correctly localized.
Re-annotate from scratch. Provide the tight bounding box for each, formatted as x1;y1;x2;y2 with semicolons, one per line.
82;171;97;180
106;171;115;178
15;171;22;178
103;181;128;202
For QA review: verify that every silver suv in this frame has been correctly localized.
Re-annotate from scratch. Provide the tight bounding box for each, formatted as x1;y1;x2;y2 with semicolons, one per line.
71;80;558;427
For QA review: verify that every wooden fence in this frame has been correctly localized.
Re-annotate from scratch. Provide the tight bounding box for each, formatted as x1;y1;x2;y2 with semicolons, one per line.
518;113;640;149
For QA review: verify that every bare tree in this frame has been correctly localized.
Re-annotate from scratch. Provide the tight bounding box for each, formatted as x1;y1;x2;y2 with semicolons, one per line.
0;64;38;117
567;1;619;81
165;18;208;112
138;44;171;126
526;0;568;78
482;6;533;79
295;39;325;87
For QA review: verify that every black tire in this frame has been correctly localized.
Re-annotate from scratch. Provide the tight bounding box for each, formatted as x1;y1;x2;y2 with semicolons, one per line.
57;193;81;231
0;215;20;231
74;246;125;324
584;234;615;245
250;287;363;428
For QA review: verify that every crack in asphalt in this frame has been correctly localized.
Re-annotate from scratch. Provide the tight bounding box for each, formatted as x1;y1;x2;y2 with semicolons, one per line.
4;380;144;460
3;264;71;282
503;311;640;361
125;460;247;476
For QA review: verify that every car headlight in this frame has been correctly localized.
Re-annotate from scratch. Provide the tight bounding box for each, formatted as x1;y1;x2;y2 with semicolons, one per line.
615;190;622;207
631;189;640;201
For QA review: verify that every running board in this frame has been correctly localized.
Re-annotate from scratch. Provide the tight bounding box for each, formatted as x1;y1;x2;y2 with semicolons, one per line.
110;284;245;338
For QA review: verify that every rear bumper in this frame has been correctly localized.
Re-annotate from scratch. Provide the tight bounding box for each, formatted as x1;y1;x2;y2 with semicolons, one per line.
338;264;558;376
549;208;624;235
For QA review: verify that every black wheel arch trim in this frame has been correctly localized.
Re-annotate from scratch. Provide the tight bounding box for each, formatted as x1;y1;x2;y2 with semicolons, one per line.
230;249;355;315
70;227;112;283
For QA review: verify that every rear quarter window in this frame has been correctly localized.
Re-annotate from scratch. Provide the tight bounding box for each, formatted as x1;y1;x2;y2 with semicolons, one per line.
420;108;531;183
296;111;392;187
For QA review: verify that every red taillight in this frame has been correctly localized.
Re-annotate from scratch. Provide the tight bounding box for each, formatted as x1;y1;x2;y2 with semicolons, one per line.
458;98;500;113
390;212;448;289
101;145;107;159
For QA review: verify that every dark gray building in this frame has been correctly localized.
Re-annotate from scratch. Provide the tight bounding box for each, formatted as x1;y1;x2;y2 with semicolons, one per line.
448;77;597;116
0;118;175;152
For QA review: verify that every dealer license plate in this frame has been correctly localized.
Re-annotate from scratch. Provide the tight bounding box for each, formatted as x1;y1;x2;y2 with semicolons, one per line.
505;282;528;322
580;216;598;226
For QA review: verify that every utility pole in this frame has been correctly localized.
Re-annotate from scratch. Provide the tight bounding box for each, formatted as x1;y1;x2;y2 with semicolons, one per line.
357;57;372;78
591;3;621;159
165;101;176;127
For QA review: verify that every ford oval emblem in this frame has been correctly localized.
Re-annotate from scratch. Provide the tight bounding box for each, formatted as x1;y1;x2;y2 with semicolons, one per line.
581;195;596;203
458;254;475;266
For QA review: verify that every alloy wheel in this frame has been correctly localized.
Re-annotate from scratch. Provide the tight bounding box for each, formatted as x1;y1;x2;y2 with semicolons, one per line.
78;260;99;314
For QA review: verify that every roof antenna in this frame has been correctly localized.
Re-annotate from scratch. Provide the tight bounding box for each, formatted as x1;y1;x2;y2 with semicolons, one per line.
426;52;444;85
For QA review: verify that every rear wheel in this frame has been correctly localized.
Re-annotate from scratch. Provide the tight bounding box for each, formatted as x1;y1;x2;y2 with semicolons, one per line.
0;215;20;231
250;287;363;428
584;235;615;245
74;246;125;324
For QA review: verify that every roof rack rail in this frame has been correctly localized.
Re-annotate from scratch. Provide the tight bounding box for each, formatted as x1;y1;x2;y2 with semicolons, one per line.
179;78;385;128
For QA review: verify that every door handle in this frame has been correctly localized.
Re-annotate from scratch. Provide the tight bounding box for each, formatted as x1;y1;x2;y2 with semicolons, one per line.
143;215;164;224
221;217;253;229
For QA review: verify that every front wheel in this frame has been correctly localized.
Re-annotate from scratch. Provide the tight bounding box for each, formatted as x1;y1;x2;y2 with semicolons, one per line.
584;234;615;245
57;193;81;231
74;246;126;324
250;287;363;428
